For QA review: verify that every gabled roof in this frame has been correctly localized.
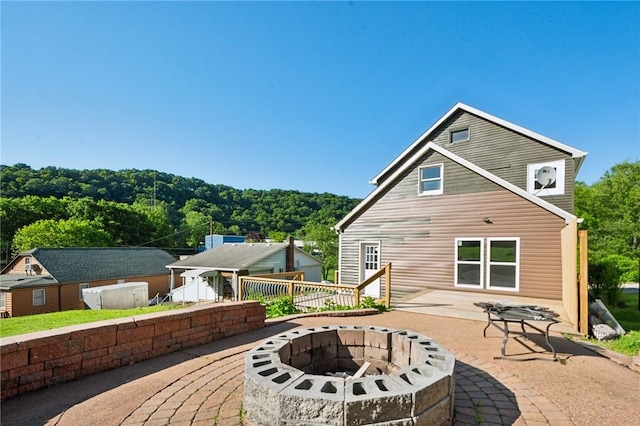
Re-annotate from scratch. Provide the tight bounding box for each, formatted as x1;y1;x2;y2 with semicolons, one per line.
5;247;175;284
334;142;577;231
370;102;588;186
168;243;290;271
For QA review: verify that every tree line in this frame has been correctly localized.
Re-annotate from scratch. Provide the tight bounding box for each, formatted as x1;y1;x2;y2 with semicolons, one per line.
0;164;360;259
574;161;640;291
1;161;638;285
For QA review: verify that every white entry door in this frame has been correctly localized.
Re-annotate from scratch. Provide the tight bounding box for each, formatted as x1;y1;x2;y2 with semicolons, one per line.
361;243;381;298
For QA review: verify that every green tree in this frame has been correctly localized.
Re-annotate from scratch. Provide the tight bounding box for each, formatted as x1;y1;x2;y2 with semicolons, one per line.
0;164;361;254
13;219;114;252
268;231;287;243
0;196;69;251
301;221;339;281
133;201;176;247
576;161;640;282
180;211;210;249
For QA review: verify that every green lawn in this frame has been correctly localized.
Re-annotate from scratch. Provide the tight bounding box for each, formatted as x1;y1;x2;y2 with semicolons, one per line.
586;292;640;357
0;304;188;338
609;292;640;331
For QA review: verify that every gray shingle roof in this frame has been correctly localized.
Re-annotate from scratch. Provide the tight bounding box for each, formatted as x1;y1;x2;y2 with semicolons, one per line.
0;274;58;290
26;247;175;283
168;243;287;270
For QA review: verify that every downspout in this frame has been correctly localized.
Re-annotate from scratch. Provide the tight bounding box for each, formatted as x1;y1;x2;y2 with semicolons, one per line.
58;284;62;312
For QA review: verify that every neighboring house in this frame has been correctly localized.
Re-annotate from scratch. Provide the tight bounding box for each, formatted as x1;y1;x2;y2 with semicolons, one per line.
334;102;587;325
166;242;323;302
0;247;175;317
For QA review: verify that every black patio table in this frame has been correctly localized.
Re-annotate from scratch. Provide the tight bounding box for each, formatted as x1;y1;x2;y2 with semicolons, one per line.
474;302;560;362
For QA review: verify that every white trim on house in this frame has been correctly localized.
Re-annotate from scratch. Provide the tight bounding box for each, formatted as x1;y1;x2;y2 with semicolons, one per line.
370;102;588;186
454;238;484;289
527;159;566;196
334;142;577;232
418;163;444;196
359;241;382;298
32;289;45;306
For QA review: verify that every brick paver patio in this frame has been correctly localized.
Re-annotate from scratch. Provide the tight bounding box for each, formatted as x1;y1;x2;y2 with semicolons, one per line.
118;347;573;426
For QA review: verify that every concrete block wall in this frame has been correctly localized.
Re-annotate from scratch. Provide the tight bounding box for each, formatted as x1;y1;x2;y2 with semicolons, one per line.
0;301;265;400
244;325;456;426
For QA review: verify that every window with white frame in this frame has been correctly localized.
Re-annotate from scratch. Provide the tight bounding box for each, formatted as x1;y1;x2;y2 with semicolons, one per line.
455;239;483;288
486;238;520;291
450;127;470;143
527;159;565;196
419;164;444;196
33;289;45;306
79;283;89;301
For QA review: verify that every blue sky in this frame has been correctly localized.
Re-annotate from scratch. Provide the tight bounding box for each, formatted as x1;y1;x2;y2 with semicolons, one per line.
2;2;638;199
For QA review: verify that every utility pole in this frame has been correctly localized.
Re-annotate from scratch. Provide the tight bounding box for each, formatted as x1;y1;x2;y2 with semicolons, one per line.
153;172;157;209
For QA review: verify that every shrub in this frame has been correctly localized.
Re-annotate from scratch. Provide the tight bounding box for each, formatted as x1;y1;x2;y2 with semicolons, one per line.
358;296;390;313
589;256;624;306
264;297;300;318
599;254;638;284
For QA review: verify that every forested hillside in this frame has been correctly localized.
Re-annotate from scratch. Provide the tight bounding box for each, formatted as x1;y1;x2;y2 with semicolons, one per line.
2;162;639;286
0;164;360;257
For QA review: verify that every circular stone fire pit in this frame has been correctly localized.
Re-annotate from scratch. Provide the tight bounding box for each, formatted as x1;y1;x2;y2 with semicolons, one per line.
243;325;456;426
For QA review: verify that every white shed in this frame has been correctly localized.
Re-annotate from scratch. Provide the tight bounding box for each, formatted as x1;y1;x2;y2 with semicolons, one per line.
166;242;323;302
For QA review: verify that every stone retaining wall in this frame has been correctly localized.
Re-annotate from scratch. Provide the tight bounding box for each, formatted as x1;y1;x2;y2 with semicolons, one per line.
0;301;265;400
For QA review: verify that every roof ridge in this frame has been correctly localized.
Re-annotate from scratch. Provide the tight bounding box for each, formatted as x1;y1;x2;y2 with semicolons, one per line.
370;102;587;186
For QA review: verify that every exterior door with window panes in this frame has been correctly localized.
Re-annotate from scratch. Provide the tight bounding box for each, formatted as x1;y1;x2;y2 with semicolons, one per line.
455;239;483;288
361;243;381;297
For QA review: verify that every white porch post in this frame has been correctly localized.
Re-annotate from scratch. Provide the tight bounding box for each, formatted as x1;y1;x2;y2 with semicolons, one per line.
232;272;238;301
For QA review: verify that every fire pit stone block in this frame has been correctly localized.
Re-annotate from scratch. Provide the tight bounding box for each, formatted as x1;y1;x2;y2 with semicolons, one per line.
244;326;455;426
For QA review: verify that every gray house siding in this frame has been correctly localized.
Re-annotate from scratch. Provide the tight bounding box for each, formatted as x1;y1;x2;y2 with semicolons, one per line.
339;159;566;300
248;251;286;274
377;111;575;213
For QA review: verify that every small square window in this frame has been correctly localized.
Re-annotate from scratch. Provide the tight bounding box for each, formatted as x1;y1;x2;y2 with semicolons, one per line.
33;289;45;306
450;128;469;143
419;164;443;196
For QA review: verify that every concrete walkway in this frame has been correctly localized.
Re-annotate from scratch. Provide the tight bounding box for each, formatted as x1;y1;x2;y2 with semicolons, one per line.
2;308;639;425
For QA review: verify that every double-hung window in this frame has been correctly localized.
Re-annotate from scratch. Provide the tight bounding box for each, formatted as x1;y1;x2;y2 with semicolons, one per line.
454;237;520;291
455;239;483;288
419;164;443;196
33;289;45;306
487;238;520;291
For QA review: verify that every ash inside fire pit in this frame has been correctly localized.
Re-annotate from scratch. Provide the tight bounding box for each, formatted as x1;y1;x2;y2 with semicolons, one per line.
243;325;456;426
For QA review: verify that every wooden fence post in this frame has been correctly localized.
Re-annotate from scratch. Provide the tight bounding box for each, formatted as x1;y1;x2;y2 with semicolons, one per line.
578;230;589;335
288;281;294;303
384;264;392;308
